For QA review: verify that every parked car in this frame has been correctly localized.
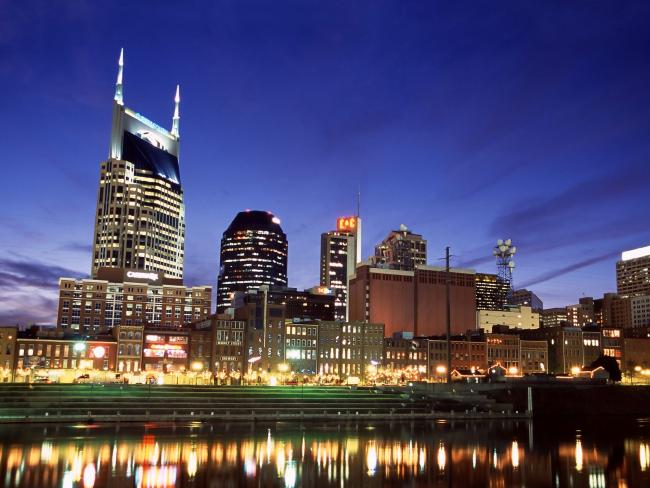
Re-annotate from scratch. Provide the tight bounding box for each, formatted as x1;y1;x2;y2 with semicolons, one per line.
73;374;92;384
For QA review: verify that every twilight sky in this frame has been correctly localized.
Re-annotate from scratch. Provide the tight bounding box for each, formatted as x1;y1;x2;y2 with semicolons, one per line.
2;0;650;325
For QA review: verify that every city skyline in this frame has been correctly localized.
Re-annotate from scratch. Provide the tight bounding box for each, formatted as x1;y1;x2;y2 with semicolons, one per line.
3;2;650;325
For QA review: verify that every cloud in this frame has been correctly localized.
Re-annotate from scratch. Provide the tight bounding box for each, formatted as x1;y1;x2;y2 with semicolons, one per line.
490;161;650;237
0;257;84;290
518;250;619;288
58;241;93;254
0;291;58;326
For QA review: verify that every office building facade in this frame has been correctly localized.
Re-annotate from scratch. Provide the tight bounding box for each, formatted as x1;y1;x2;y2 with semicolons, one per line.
511;289;543;312
475;273;509;311
217;210;288;313
57;267;211;333
372;225;427;271
92;50;185;279
320;216;361;321
617;246;650;297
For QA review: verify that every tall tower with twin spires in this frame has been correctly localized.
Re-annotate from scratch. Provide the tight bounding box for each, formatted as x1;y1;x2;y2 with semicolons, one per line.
91;49;185;279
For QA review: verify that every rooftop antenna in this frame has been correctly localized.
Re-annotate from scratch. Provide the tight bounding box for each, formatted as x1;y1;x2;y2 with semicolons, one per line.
356;185;361;218
171;85;180;137
114;48;124;105
493;239;516;305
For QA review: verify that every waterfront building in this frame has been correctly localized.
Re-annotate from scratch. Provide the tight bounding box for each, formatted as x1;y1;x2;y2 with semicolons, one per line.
477;305;540;331
521;326;586;374
57;267;211;333
520;340;548;373
189;317;246;378
475;273;509;311
316;321;384;380
285;322;319;374
601;327;623;361
617;245;650;297
622;337;650;374
113;325;144;373
486;333;521;372
233;290;287;373
320;216;361;321
141;328;189;373
383;334;428;377
372;225;427;271
15;331;117;379
92;50;185;279
582;326;602;366
0;327;17;382
511;289;544;312
348;264;476;337
427;336;489;378
216;210;288;313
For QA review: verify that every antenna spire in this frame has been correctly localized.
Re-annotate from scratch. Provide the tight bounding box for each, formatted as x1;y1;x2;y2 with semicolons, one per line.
356;185;361;218
171;84;180;137
114;48;124;105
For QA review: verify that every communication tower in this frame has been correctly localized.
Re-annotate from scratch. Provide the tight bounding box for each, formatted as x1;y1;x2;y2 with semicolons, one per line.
493;239;516;302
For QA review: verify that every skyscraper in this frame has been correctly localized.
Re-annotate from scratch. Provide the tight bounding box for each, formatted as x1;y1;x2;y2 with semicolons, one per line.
511;289;544;312
372;225;427;270
475;273;509;311
92;49;185;279
217;210;288;313
320;216;361;321
617;245;650;297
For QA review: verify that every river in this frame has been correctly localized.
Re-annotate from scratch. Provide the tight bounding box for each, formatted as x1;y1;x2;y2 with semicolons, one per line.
0;418;648;487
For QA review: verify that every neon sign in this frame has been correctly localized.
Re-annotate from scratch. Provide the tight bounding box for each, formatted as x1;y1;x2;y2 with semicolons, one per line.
337;216;357;232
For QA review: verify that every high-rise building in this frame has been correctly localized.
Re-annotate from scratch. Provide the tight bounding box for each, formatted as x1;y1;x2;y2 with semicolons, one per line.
217;210;288;313
372;225;426;271
348;264;476;337
475;273;509;311
320;216;361;321
617;245;650;297
511;289;543;312
566;297;596;327
92;49;185;279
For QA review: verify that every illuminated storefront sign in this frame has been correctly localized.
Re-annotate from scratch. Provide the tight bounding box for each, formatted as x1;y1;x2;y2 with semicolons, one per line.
337;216;357;232
150;344;183;351
168;336;188;344
126;271;160;281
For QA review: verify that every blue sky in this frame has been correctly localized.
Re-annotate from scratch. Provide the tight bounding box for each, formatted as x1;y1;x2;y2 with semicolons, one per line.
2;0;650;324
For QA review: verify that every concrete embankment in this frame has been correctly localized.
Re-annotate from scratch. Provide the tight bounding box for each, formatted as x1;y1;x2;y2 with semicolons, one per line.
483;383;650;416
0;384;526;424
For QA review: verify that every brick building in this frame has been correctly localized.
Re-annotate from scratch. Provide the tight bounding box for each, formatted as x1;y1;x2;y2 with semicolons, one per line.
349;264;476;337
57;267;211;333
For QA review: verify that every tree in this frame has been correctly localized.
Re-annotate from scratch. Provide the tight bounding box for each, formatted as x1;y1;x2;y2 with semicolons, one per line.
588;354;622;383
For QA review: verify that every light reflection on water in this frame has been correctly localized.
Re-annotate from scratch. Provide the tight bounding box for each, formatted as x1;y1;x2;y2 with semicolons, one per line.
0;420;648;487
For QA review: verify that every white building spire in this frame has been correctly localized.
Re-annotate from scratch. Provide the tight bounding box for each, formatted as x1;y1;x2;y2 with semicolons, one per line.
114;48;124;105
171;84;180;137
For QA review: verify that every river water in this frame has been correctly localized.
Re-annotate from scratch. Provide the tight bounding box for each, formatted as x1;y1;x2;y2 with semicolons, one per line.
0;418;648;487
